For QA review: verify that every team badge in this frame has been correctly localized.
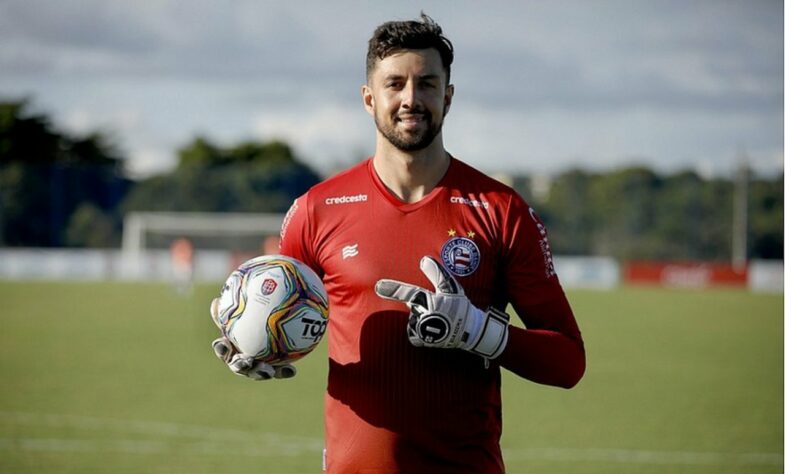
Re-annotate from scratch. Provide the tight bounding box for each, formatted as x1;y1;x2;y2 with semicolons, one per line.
261;278;278;296
440;236;481;277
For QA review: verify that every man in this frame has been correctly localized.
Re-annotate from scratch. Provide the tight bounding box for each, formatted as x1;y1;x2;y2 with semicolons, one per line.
213;13;585;472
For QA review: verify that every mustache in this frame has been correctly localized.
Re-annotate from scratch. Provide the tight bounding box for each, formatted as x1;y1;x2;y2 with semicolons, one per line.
395;110;431;120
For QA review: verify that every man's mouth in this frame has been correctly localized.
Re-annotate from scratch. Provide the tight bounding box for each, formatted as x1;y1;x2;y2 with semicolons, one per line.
396;113;427;126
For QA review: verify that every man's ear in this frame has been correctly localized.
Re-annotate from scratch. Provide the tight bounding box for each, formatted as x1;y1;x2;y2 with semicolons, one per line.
361;84;374;116
444;84;455;117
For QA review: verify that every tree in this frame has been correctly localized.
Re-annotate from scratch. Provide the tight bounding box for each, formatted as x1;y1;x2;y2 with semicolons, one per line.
122;136;321;214
65;203;118;247
0;100;129;247
536;169;596;255
652;171;733;260
585;167;662;259
748;174;784;259
531;165;780;262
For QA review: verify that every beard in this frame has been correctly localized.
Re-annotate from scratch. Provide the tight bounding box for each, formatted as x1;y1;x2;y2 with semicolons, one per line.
374;108;444;152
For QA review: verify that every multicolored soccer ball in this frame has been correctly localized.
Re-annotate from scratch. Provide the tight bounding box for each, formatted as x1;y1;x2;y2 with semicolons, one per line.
212;255;329;364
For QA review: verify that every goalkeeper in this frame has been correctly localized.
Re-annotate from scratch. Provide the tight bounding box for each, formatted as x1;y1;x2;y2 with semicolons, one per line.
213;12;585;473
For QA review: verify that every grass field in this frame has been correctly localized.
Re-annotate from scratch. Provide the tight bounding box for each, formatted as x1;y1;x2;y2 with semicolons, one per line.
0;281;781;473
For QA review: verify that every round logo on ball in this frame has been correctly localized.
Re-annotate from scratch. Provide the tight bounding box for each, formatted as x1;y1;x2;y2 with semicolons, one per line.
441;237;480;276
261;278;278;296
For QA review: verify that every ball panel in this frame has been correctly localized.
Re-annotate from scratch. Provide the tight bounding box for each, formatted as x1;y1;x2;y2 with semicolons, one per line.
215;271;245;327
215;254;329;365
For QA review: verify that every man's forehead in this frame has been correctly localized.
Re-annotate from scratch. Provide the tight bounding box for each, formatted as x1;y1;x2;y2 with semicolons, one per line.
372;49;446;78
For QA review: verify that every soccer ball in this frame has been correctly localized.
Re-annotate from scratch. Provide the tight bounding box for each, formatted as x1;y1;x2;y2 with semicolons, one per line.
212;255;329;364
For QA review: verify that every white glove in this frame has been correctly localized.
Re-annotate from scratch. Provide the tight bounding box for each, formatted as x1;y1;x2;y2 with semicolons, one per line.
374;256;510;360
210;298;296;381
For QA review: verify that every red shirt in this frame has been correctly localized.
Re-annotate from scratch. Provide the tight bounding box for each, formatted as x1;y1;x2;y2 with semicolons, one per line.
280;157;585;473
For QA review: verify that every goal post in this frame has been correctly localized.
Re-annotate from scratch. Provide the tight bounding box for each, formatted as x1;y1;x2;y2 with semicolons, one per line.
122;211;285;258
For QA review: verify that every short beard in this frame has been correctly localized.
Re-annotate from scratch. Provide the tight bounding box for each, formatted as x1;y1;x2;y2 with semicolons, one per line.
375;110;444;152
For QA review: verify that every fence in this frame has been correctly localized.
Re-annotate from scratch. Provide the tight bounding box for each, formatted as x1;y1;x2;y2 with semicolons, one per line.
0;249;780;293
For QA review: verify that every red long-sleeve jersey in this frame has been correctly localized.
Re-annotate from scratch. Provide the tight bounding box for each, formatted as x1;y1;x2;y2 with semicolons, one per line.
279;157;585;473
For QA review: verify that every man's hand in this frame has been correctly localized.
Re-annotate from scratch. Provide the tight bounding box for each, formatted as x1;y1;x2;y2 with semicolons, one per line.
210;299;296;380
374;256;510;360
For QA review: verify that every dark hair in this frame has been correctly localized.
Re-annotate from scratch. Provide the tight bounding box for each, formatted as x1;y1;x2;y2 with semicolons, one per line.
366;13;454;84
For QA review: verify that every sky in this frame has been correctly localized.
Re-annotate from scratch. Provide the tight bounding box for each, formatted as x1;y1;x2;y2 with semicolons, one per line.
0;0;782;179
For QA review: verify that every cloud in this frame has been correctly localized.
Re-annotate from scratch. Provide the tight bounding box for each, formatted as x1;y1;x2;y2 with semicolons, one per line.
253;103;374;172
448;102;783;176
0;0;781;178
125;147;172;179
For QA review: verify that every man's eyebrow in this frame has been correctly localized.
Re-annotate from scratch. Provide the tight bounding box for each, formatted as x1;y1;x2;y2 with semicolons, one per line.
382;73;441;82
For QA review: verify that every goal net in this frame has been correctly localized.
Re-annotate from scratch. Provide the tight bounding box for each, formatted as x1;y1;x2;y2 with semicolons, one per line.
122;211;284;262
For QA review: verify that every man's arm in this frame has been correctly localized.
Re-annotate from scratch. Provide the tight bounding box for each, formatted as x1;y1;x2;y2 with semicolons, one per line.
497;194;585;388
374;255;584;386
496;294;585;389
278;193;322;277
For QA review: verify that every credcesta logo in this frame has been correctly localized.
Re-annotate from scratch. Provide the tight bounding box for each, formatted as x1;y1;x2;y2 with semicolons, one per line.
450;196;489;209
325;194;368;205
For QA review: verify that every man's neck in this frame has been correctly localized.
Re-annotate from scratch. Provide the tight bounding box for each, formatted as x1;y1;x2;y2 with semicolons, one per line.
372;137;451;203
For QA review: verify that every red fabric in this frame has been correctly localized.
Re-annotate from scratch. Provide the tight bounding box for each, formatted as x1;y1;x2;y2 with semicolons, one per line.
279;157;585;472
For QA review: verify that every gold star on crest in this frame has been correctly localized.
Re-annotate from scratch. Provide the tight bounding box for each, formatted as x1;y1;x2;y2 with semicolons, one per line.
467;231;476;239
448;229;457;237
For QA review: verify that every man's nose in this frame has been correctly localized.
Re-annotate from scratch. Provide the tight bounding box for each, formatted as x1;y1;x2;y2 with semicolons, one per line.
400;81;419;109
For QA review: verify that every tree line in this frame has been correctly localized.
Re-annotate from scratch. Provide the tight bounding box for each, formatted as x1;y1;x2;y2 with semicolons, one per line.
516;168;782;261
0;100;320;247
1;100;781;260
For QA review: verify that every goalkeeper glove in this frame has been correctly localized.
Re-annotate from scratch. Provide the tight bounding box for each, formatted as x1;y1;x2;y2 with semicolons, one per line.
209;298;296;381
374;256;510;360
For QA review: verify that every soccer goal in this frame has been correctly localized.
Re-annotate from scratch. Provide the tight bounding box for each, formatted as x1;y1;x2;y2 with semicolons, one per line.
122;211;285;258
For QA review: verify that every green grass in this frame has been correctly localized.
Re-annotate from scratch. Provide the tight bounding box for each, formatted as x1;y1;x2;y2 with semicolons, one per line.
0;282;781;473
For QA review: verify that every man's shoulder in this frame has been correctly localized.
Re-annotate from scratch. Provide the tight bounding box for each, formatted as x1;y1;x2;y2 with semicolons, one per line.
447;157;526;206
299;158;373;209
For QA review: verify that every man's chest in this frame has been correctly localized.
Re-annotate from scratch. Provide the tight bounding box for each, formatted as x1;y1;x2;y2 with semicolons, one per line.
314;203;501;309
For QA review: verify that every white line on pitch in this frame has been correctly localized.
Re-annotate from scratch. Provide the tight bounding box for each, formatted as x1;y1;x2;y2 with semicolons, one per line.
0;411;322;455
502;447;783;466
1;412;781;466
0;437;317;457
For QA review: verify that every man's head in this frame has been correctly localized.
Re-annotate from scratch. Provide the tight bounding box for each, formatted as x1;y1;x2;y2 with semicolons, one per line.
366;13;454;85
363;14;455;153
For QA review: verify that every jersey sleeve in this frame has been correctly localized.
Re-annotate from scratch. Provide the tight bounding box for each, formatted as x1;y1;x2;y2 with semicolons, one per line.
278;192;324;278
496;193;585;388
499;193;561;307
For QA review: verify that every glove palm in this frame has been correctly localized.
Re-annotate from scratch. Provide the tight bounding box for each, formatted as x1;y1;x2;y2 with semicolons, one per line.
210;298;296;380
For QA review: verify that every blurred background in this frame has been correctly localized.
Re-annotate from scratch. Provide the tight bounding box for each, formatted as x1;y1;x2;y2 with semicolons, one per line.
0;1;782;473
0;0;781;286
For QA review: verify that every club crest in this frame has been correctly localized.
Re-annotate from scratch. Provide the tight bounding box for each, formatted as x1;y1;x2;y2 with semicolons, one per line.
440;236;481;276
261;278;278;296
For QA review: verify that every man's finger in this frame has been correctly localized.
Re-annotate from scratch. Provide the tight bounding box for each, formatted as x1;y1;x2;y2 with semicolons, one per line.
419;256;461;295
228;353;254;375
274;364;297;379
247;361;276;381
375;279;427;303
211;337;234;362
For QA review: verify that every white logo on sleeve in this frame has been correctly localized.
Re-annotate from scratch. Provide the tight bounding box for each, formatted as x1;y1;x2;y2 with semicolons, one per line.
342;244;359;259
528;207;557;278
279;199;299;242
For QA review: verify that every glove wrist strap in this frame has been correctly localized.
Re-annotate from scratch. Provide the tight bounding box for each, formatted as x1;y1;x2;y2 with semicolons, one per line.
467;307;510;360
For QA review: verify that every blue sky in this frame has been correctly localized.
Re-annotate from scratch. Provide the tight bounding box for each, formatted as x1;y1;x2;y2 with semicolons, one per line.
0;0;782;178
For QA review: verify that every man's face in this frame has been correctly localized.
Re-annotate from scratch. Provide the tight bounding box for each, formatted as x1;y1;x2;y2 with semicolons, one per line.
363;49;453;152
